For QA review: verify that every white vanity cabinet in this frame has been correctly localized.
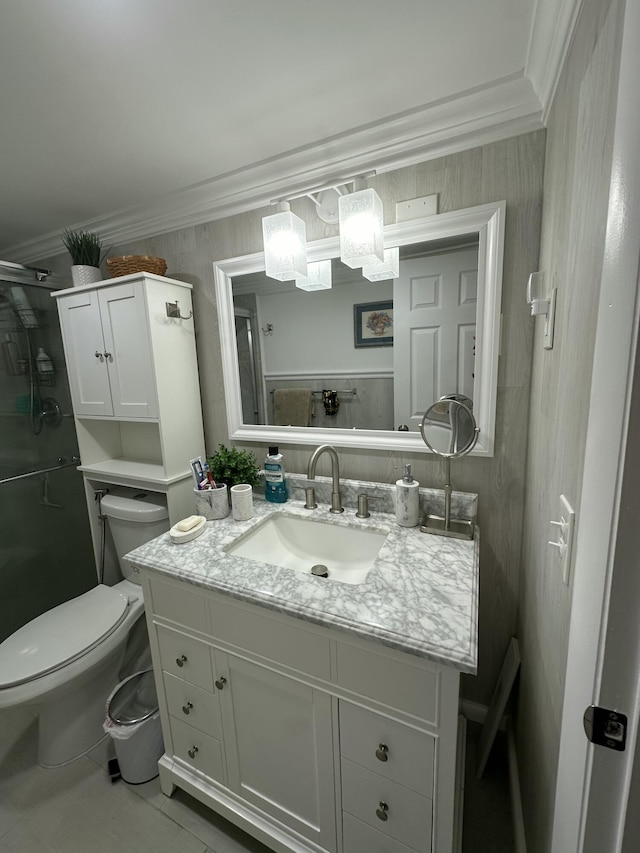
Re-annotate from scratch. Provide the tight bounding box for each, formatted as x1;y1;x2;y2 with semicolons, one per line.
143;572;463;853
54;272;205;531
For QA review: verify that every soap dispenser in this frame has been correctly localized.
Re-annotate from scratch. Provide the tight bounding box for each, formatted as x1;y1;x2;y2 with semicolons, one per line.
396;464;420;527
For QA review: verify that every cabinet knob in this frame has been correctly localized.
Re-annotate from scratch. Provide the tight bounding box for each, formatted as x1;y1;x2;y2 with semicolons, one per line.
215;676;227;690
176;654;187;667
376;743;389;762
376;801;389;821
94;350;102;359
103;351;112;359
187;746;199;759
182;701;193;715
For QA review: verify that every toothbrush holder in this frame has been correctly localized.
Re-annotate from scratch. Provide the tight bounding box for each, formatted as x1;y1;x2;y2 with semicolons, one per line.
194;484;229;520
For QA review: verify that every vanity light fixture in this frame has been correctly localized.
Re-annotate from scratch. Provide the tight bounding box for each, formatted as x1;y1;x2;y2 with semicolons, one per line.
295;259;332;291
338;178;384;269
262;201;307;281
526;270;557;350
362;247;400;282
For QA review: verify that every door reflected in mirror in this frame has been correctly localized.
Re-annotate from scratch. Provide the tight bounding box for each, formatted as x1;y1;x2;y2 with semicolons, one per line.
214;201;505;456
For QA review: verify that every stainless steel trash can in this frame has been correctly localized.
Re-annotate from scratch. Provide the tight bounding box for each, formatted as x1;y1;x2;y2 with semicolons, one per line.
105;670;164;784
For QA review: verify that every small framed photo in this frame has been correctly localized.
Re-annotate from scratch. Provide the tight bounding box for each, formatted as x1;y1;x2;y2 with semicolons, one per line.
354;301;394;348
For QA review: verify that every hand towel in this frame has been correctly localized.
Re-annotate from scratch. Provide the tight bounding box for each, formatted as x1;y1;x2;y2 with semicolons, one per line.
273;388;312;426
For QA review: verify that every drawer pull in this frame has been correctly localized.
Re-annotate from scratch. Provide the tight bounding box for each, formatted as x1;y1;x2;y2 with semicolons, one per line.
376;801;389;821
215;676;227;690
187;745;199;759
176;654;188;667
182;701;193;715
376;743;389;762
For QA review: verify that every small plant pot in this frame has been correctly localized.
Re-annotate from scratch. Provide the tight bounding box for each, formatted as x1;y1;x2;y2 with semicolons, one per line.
71;265;102;287
194;484;229;520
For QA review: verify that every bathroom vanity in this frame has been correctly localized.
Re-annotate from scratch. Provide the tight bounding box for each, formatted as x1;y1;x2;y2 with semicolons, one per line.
129;494;478;853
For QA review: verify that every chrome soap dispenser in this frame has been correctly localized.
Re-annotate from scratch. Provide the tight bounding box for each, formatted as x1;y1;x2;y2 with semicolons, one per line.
396;464;420;527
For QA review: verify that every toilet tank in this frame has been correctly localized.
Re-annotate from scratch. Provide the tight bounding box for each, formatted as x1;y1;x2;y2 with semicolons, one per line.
100;488;169;584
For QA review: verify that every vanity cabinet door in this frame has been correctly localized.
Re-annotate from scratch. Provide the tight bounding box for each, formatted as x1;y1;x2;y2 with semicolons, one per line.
214;650;337;852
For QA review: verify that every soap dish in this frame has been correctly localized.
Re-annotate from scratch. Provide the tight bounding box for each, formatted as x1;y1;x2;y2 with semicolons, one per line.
170;516;206;544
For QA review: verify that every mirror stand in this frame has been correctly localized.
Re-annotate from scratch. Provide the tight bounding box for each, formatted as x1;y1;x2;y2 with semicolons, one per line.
419;397;479;541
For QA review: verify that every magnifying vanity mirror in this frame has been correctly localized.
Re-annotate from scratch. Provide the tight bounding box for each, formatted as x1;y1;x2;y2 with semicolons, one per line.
214;200;504;456
419;396;479;539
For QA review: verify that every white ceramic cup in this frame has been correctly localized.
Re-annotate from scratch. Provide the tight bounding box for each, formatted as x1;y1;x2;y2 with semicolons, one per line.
194;484;229;520
230;483;253;521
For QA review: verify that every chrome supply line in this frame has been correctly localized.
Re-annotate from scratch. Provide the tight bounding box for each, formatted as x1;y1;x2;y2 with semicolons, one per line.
0;456;80;486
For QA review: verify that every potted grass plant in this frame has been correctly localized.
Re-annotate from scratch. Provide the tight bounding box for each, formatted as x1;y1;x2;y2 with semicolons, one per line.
62;229;107;287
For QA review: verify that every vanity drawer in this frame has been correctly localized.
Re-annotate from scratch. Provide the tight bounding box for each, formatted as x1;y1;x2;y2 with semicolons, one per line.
164;672;222;738
149;578;209;634
170;717;224;783
157;625;214;691
341;758;432;851
339;702;434;797
343;813;424;853
335;641;439;723
209;598;331;680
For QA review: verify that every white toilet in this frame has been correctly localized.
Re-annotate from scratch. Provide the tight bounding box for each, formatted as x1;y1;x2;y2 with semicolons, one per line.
0;487;169;768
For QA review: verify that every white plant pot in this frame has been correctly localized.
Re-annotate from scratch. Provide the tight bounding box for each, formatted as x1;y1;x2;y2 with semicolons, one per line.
71;265;102;287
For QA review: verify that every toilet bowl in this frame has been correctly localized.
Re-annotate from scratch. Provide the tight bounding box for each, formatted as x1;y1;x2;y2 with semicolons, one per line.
0;487;169;767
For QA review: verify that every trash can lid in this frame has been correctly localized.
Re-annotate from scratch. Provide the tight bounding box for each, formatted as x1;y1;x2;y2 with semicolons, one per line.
108;670;159;725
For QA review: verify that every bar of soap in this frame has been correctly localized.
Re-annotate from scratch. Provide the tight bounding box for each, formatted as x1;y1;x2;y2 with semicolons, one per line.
176;515;203;532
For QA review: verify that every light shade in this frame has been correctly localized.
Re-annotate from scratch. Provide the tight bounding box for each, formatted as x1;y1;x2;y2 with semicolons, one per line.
338;187;384;269
295;260;332;291
362;247;400;282
262;203;307;281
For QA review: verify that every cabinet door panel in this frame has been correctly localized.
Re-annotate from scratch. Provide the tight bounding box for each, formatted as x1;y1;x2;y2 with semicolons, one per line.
170;717;224;782
57;289;113;416
339;701;435;797
341;758;432;851
215;651;336;852
99;283;158;419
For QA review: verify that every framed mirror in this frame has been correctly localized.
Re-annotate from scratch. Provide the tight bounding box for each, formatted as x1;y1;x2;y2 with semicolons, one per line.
214;200;505;456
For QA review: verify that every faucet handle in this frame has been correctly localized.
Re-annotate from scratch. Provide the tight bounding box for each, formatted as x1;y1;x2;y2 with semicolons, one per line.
356;494;382;518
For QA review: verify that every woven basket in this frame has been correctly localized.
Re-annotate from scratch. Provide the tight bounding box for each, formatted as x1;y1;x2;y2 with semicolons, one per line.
106;255;167;278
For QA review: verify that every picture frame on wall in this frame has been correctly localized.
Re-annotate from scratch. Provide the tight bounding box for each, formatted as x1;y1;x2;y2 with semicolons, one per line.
354;300;394;348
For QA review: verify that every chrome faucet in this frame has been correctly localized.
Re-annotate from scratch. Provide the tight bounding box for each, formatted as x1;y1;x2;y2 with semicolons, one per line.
306;444;344;513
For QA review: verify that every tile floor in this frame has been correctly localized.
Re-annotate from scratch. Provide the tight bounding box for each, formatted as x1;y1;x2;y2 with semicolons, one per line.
0;709;514;853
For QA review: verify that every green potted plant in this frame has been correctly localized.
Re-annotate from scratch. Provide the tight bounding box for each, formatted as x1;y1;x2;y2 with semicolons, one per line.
62;229;108;287
207;444;261;494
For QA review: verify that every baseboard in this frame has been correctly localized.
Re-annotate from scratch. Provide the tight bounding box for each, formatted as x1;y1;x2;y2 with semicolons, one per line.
506;717;527;853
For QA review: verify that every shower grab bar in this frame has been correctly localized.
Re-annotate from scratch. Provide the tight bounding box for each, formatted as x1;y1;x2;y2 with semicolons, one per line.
0;456;81;486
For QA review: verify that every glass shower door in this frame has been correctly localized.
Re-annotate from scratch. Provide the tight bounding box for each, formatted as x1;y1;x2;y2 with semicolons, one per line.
0;272;95;643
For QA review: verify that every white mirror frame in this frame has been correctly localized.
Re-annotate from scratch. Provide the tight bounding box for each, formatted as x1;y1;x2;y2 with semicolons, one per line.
214;200;505;456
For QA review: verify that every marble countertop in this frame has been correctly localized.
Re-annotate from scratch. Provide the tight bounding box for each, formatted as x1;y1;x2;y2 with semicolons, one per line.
127;490;479;674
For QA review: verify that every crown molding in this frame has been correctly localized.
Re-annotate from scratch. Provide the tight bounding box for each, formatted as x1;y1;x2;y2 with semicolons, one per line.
526;0;583;123
7;74;542;264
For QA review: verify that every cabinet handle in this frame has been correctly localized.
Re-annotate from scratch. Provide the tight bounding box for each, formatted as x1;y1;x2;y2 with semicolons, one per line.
103;351;112;359
94;350;102;359
187;746;199;759
376;801;389;822
176;654;187;667
182;701;193;715
376;743;389;762
215;676;227;690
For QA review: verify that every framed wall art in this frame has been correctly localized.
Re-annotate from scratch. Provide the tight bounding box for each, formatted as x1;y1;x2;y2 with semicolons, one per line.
354;300;394;348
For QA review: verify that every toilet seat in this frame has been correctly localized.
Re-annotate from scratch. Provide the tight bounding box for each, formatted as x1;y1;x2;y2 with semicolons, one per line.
0;585;129;689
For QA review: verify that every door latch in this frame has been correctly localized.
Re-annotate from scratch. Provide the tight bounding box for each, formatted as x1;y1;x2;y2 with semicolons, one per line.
583;706;627;751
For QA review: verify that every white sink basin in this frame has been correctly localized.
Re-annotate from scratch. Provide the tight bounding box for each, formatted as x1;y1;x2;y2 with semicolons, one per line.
225;513;388;585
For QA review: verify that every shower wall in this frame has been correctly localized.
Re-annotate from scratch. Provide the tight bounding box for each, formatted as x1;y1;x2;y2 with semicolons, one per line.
0;274;95;642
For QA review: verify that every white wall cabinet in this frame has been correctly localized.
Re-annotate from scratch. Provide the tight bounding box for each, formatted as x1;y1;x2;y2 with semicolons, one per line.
54;273;206;555
57;280;158;419
143;573;463;853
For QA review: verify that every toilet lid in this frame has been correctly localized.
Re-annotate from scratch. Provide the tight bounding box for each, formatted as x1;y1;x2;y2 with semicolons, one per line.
0;585;129;689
